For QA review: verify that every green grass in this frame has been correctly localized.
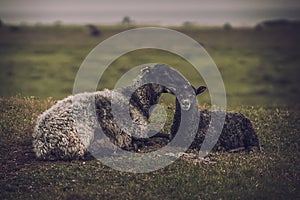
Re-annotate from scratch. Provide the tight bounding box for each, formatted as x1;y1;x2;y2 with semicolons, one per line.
0;97;299;199
0;25;299;106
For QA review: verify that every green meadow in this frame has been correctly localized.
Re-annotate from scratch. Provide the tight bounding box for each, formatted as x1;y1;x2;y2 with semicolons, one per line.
0;25;299;106
0;25;299;199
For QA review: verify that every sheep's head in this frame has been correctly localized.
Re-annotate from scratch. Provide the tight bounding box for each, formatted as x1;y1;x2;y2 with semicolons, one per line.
163;85;206;111
139;64;206;111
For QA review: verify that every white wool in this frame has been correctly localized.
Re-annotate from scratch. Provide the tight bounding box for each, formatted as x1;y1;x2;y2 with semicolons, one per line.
32;64;182;160
33;91;103;160
33;88;158;159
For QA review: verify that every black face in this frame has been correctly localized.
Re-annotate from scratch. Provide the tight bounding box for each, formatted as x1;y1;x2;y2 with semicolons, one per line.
140;64;206;111
166;85;206;111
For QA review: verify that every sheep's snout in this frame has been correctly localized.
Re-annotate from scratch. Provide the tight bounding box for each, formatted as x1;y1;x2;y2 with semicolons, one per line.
180;99;191;111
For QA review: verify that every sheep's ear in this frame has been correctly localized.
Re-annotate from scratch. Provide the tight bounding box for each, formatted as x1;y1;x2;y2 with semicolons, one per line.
162;86;176;95
196;86;206;95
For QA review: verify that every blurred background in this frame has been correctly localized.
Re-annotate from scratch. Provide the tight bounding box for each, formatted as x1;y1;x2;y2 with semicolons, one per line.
1;0;300;26
0;0;299;106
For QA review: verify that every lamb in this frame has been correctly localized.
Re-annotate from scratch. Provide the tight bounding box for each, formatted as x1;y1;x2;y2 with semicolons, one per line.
165;82;260;152
144;65;260;152
170;90;260;152
32;64;180;160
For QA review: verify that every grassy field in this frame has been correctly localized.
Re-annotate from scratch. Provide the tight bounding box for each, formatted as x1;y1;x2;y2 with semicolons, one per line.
0;97;299;199
0;25;299;106
0;24;299;199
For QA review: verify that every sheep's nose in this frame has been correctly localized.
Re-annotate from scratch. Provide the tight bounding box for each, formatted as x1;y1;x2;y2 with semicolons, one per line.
181;99;191;110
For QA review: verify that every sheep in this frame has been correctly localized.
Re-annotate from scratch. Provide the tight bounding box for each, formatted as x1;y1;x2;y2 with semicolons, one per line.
143;65;260;152
164;82;260;152
33;90;138;160
86;24;101;36
32;64;176;160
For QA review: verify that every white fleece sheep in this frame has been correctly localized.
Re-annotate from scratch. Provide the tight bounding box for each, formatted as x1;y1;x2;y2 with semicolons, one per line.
33;90;115;160
33;65;169;160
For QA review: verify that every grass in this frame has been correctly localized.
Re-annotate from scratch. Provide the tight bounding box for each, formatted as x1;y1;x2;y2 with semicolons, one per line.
0;97;299;199
0;25;299;199
0;25;299;106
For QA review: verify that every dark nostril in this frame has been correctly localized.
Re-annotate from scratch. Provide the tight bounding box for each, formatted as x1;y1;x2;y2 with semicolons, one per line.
182;99;190;106
181;99;191;110
183;100;189;104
